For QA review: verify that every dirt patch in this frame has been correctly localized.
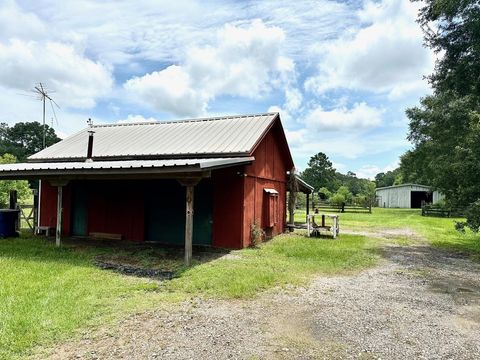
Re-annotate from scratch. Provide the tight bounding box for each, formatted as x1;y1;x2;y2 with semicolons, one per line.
343;227;424;241
36;234;480;360
93;260;176;280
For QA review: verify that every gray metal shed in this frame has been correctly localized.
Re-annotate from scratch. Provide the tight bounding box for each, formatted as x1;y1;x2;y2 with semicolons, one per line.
375;184;444;209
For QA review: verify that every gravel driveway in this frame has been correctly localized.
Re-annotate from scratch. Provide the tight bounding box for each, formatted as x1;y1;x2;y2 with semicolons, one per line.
40;232;480;360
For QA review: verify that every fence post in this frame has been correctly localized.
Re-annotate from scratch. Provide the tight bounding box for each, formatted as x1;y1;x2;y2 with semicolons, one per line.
9;190;17;210
9;190;20;231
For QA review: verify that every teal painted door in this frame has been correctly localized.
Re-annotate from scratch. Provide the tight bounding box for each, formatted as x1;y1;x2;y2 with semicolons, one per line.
145;180;212;245
192;181;213;245
71;185;88;236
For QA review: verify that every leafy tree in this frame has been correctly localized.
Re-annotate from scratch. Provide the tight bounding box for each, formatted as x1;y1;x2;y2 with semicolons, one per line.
0;122;60;161
0;154;31;207
301;152;336;191
361;181;377;203
374;169;402;188
318;187;332;200
403;0;480;231
329;193;345;206
335;186;353;203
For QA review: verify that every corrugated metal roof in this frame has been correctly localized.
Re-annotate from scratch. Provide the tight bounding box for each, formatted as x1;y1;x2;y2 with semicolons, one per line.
29;113;278;161
375;183;434;191
0;157;254;179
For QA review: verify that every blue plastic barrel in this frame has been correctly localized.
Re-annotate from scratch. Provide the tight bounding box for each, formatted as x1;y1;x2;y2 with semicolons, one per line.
0;209;20;237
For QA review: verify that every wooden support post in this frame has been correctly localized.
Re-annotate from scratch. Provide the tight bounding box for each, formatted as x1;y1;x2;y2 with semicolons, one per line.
33;189;38;234
56;186;63;247
184;185;194;266
307;215;311;237
9;190;19;231
178;177;203;267
306;193;310;223
332;216;338;239
9;190;17;209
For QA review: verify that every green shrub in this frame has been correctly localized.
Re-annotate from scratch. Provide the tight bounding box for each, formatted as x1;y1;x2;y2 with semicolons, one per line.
329;193;345;206
456;199;480;233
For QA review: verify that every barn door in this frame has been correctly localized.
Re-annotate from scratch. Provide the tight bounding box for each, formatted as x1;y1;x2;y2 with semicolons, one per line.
192;180;213;246
71;184;88;236
145;179;212;245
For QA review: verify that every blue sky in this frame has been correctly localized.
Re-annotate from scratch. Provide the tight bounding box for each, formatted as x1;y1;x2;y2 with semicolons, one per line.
0;0;434;178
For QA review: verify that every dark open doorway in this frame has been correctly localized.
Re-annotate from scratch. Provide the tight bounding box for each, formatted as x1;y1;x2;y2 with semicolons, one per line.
411;191;433;208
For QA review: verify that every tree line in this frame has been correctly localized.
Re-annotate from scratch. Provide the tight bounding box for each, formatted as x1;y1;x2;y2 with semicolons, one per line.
300;152;376;207
0;122;60;207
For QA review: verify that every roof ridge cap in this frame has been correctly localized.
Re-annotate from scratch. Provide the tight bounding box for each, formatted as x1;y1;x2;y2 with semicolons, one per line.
92;112;278;128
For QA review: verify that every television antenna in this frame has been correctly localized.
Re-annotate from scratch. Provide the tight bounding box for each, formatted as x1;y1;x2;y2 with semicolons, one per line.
32;83;60;149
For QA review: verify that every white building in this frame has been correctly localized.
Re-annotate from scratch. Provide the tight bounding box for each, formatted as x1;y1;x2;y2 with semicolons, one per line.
375;184;444;209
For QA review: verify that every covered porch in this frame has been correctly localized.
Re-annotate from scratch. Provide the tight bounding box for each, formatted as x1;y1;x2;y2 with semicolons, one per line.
287;174;315;226
0;157;253;266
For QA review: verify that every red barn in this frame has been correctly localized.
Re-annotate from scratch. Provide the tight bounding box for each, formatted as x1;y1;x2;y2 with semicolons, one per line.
0;113;296;261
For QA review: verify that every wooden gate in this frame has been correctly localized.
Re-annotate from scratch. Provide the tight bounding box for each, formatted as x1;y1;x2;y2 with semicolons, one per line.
18;204;35;230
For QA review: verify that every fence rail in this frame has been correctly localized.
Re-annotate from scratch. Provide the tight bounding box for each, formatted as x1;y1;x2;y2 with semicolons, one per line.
314;202;372;214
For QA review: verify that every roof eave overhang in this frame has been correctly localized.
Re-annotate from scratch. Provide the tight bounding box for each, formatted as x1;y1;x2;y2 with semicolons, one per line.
0;157;255;181
27;152;252;163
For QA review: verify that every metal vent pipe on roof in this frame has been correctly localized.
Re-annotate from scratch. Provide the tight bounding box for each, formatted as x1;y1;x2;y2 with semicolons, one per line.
86;130;95;162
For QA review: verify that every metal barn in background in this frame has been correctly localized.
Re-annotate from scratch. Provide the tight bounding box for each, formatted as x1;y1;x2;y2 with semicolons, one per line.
375;184;444;209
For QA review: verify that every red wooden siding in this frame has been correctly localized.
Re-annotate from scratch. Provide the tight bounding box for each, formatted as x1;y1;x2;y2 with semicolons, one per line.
241;121;289;246
39;181;71;236
87;181;145;242
212;167;244;249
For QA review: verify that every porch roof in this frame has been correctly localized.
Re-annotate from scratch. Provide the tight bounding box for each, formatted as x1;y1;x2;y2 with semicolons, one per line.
0;157;254;180
295;175;314;194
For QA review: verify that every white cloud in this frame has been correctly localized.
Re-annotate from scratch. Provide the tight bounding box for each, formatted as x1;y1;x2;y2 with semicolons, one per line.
0;40;113;109
117;114;159;124
124;20;294;116
0;0;46;41
304;102;383;131
285;125;408;169
285;88;302;111
354;161;399;180
305;0;434;99
124;65;207;117
354;165;383;180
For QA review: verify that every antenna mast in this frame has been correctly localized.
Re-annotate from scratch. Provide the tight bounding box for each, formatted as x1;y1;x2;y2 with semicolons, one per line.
33;83;60;149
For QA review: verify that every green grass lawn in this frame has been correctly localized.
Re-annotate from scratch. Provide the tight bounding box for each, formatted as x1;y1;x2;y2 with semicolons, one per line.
295;207;480;259
0;233;377;359
1;208;479;359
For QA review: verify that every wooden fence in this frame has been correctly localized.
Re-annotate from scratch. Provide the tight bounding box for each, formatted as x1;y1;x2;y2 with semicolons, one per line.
314;201;372;214
421;204;464;218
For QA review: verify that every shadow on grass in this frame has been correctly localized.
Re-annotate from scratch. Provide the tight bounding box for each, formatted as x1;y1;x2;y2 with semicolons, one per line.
0;234;232;281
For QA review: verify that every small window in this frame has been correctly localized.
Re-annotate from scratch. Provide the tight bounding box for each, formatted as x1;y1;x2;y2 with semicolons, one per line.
264;188;279;228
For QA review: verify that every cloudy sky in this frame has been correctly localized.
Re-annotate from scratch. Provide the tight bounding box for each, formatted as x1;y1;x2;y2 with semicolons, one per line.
0;0;434;178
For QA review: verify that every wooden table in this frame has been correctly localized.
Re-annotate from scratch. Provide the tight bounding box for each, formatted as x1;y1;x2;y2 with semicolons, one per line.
307;214;340;239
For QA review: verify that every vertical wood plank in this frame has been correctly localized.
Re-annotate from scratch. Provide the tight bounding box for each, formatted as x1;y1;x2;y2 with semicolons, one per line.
56;186;63;247
185;185;194;266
